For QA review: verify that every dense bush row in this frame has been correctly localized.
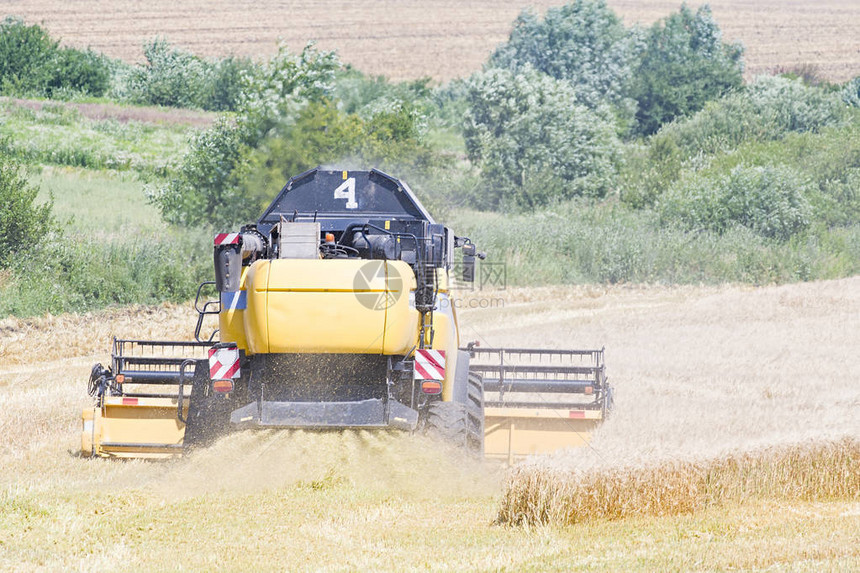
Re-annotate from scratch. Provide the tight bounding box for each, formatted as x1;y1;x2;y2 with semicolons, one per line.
0;18;252;110
0;17;110;98
118;39;256;111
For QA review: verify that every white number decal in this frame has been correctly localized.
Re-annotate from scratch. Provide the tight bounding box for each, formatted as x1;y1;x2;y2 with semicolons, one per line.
333;178;358;209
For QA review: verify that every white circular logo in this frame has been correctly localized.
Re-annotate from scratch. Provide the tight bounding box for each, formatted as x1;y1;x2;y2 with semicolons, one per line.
353;262;403;310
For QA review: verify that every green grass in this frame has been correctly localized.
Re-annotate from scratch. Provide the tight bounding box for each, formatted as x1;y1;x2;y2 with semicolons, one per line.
0;232;211;317
0;100;194;176
34;166;165;234
0;165;207;317
448;201;860;286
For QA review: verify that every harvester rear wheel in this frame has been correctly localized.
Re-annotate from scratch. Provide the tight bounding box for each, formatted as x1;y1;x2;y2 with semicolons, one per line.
465;372;485;456
423;373;484;457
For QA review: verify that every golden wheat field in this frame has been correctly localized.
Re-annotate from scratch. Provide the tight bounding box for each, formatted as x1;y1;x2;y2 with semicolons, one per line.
6;0;860;81
1;279;858;570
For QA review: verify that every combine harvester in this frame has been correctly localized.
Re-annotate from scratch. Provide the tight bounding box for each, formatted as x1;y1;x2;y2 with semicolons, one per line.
82;168;612;462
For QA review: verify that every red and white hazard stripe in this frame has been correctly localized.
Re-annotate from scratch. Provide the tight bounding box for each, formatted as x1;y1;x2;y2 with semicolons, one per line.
208;346;240;380
214;232;240;246
414;349;446;380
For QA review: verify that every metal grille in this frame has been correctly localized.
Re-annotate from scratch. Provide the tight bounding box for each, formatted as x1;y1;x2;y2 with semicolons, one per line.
467;347;607;411
112;338;209;387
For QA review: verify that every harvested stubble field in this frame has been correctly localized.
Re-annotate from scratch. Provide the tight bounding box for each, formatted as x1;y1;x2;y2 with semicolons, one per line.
6;0;860;81
1;279;858;570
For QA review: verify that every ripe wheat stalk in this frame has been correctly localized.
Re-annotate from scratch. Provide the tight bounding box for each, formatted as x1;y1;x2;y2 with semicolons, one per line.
497;437;860;526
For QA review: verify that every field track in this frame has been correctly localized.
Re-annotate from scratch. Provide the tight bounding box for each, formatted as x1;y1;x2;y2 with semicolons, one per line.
5;0;860;82
1;280;858;568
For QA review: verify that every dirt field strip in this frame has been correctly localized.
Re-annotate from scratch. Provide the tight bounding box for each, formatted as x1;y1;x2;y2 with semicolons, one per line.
0;97;217;127
5;0;859;82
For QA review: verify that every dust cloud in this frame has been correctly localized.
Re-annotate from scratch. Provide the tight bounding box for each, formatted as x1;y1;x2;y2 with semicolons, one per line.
121;430;501;500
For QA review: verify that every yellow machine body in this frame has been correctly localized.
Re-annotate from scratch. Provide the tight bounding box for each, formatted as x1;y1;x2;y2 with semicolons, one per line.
81;396;188;459
218;258;461;401
81;259;605;462
483;407;604;463
227;259;418;355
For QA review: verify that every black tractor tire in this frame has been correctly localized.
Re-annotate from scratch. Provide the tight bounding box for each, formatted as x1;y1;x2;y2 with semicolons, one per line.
424;372;484;457
183;362;234;450
601;384;615;418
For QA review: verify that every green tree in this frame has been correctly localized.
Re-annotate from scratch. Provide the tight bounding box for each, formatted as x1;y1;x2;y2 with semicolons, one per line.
0;154;54;269
0;17;57;95
126;38;212;109
660;165;811;240
0;18;113;98
243;99;436;209
206;56;256;111
489;0;639;116
47;47;111;97
241;100;364;203
149;117;258;227
150;41;446;228
464;67;621;209
150;44;343;227
630;4;744;135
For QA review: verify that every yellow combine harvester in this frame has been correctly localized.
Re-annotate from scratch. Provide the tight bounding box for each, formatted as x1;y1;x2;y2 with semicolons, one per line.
82;168;612;460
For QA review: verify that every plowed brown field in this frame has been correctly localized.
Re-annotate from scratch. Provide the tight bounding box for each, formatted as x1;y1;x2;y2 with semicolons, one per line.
5;0;860;82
